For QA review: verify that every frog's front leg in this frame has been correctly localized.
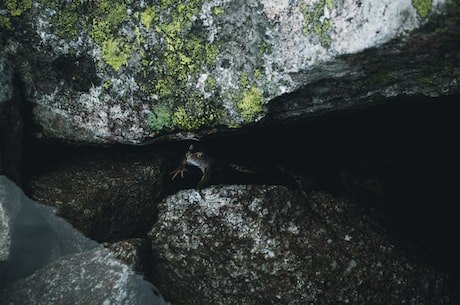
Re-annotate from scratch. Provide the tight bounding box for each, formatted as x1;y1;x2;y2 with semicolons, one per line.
170;159;188;180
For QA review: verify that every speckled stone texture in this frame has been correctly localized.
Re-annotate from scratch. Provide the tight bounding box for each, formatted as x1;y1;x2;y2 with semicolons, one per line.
0;176;168;305
28;147;166;242
150;185;453;305
1;0;458;143
1;248;166;305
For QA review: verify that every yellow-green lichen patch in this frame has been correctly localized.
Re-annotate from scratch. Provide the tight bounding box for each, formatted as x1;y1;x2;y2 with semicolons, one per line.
141;6;157;29
212;6;224;16
1;0;32;30
89;1;130;71
138;0;220;101
237;87;264;123
299;0;334;48
37;0;86;40
102;38;131;71
5;0;32;17
412;0;432;18
0;16;12;30
36;0;131;70
171;96;220;130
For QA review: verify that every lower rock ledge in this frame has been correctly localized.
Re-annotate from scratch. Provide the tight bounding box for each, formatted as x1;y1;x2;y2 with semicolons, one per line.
149;185;455;305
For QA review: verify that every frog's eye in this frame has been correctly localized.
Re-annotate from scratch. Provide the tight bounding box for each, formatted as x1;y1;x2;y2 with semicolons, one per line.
196;152;204;158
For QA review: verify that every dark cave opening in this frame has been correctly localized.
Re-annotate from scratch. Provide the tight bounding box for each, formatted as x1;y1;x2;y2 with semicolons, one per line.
22;94;460;287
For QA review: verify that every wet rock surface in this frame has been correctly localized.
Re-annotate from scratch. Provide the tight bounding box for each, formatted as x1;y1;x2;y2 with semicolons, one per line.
149;185;455;305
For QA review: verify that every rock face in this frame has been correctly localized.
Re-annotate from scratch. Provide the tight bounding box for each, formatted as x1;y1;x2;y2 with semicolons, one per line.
0;56;22;184
0;175;168;305
0;175;21;261
1;248;165;305
150;185;454;305
1;0;459;144
104;238;150;274
27;146;168;242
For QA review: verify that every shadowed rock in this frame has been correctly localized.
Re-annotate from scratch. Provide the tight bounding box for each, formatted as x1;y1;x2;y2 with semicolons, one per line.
150;185;454;305
0;175;168;305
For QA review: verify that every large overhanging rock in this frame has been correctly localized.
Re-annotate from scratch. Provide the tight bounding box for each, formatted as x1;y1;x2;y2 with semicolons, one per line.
1;0;459;144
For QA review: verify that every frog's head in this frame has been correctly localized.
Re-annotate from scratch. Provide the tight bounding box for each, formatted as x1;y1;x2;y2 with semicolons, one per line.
184;144;211;173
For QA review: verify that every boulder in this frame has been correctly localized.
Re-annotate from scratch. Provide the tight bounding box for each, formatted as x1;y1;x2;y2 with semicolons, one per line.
0;56;22;183
149;185;454;305
28;146;167;242
1;247;166;305
0;175;21;262
104;238;150;274
0;175;168;305
1;0;458;144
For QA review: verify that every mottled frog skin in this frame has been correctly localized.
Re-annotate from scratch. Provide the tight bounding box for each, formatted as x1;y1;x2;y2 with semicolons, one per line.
170;144;213;188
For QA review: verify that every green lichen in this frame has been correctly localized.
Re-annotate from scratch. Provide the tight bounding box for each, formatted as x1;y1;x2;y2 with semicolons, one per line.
1;0;32;30
205;76;217;91
212;6;224;16
0;16;12;30
149;103;172;130
412;0;432;18
141;6;157;29
299;0;334;48
55;9;81;38
5;0;32;17
254;69;264;80
36;0;131;70
103;80;113;90
36;0;84;40
240;73;250;89
102;38;131;71
171;95;220;130
88;1;130;70
32;0;223;130
139;0;220;100
237;87;264;122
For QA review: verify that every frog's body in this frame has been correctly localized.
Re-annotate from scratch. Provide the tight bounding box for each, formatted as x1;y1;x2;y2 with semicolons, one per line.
170;143;314;191
170;144;213;188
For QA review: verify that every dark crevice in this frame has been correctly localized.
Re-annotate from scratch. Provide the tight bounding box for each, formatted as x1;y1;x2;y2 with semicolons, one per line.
21;94;460;287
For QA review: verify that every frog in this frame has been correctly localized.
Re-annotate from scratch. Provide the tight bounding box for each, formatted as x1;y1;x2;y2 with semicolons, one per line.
170;144;213;189
170;143;314;191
